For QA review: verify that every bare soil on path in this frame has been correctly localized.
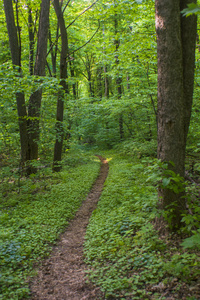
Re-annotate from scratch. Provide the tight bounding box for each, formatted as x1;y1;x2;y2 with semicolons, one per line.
29;156;108;300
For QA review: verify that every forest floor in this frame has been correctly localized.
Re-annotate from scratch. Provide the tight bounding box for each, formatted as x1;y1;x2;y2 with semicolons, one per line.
28;155;108;300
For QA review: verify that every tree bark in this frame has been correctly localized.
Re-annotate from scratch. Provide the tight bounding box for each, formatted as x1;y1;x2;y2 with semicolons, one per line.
114;15;124;140
180;0;197;145
49;23;59;77
28;5;37;76
3;0;29;165
104;65;109;98
27;0;50;171
53;0;69;172
85;54;94;98
155;0;197;230
69;59;77;99
96;66;103;100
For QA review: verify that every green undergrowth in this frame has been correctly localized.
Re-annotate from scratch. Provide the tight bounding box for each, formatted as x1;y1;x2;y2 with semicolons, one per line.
84;151;200;299
0;150;101;300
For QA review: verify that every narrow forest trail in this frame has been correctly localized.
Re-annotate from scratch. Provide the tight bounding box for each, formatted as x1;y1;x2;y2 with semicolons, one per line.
29;156;108;300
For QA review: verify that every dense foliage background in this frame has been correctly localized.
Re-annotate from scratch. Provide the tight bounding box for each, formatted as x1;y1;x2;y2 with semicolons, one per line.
0;0;157;161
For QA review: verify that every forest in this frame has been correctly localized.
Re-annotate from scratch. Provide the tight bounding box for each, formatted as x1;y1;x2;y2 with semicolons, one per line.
0;0;200;299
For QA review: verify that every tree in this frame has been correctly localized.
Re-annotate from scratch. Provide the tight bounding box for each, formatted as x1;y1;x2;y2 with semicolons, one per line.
52;0;101;170
3;0;50;173
3;0;29;165
155;0;197;229
27;0;50;170
114;11;124;140
52;0;69;172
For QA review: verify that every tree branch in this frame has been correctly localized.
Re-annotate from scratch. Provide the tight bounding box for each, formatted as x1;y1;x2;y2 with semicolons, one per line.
69;20;100;58
66;0;99;29
63;0;71;14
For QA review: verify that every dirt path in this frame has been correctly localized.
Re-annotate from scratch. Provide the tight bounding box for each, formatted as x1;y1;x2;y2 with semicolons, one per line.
29;156;108;300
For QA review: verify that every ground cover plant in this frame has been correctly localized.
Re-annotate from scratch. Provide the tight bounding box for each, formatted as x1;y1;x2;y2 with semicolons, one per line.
0;150;100;300
84;146;200;300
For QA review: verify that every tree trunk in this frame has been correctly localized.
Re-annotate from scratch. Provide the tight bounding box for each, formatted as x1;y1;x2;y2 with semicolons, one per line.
85;54;94;98
96;66;103;100
49;23;59;77
114;15;124;140
3;0;29;166
28;5;38;76
104;65;109;98
155;0;197;230
69;58;77;99
27;0;50;173
180;0;197;145
53;0;69;172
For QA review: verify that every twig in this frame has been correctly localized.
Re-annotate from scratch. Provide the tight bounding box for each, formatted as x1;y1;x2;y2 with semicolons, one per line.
63;0;71;13
66;0;99;29
69;21;100;57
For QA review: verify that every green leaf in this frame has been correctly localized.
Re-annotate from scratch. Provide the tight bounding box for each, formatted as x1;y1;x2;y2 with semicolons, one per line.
162;177;170;187
181;233;200;249
181;3;200;16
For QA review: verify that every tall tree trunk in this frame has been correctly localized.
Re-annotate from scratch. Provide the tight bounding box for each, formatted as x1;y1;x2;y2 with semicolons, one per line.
85;54;94;98
114;15;124;140
155;0;197;230
96;66;103;100
28;5;38;76
69;59;77;99
3;0;29;166
104;65;109;98
180;0;197;145
53;0;69;172
27;0;50;173
103;23;109;98
49;23;59;77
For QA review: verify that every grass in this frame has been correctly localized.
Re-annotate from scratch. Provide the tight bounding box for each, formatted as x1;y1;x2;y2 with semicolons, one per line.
0;150;101;300
84;150;200;299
